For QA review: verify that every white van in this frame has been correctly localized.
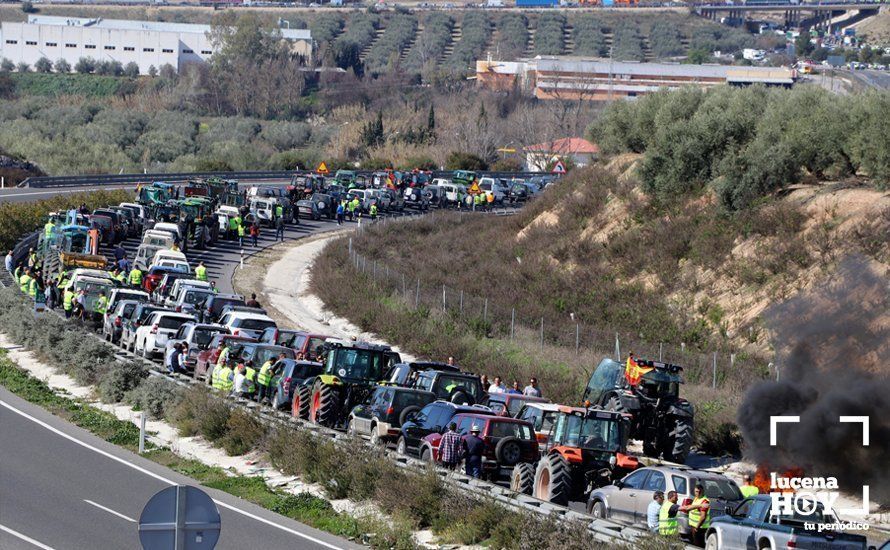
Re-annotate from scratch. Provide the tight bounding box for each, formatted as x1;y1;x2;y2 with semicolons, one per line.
152;222;181;242
439;182;468;206
478;177;508;204
216;205;241;232
142;230;175;249
249;198;276;226
134;244;164;271
150;249;187;268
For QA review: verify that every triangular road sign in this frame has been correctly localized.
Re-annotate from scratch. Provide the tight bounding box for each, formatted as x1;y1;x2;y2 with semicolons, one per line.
468;181;481;195
551;160;566;174
316;161;329;174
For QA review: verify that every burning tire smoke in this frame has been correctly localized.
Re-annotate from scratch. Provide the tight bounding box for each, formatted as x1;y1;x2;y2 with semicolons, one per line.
737;256;890;506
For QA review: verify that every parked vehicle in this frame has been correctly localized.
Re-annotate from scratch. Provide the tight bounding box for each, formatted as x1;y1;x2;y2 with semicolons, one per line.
486;393;550;417
141;229;176;249
704;495;867;550
421;413;539;480
297;193;334;221
269;359;323;411
403;186;430;211
105;288;150;326
72;275;116;314
164;322;229;372
396;400;495;457
134;311;195;359
218;311;277;340
478;178;508;203
142;266;185;294
259;327;303;347
516;402;561;443
200;294;245;323
587;466;744;536
194;334;257;382
103;299;142;344
152;273;192;304
584;357;695;463
235;343;295;370
412;370;486;405
439;182;468;206
385;361;461;386
347;386;436;445
134;244;165;271
120;303;173;352
150;249;188;270
164;279;212;307
151;222;182;243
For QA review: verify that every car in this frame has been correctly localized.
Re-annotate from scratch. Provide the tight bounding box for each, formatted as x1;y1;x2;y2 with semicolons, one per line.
438;182;468;207
587;466;744;536
259;327;303;347
170;287;215;315
103;299;142;343
93;209;128;239
515;402;562;443
235;343;295;374
164;279;212;307
151;222;182;243
281;331;331;361
269;359;324;410
200;294;245;323
105;288;150;325
396;400;496;458
72;275;116;315
403;186;430;211
152;272;192;304
150;249;188;270
142;266;186;294
478;177;508;203
134;311;195;359
412;370;486;405
120;303;173;352
194;333;257;382
384;361;461;386
297;193;335;221
424;185;445;208
141;230;175;249
110;206;138;237
218;304;267;319
163;322;229;372
379;188;404;211
485;393;550;417
347;386;437;445
219;312;277;340
420;413;539;480
134;244;165;271
119;202;148;224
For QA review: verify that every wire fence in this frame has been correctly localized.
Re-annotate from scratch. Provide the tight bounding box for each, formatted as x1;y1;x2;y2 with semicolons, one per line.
344;223;772;392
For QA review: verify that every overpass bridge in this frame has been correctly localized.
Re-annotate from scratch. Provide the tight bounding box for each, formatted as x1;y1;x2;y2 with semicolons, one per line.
693;0;884;29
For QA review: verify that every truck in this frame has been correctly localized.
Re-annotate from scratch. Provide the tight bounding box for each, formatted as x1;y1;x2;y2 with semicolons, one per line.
705;495;868;550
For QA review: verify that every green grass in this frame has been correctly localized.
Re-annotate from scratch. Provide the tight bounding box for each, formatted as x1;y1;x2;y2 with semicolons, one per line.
9;72;124;97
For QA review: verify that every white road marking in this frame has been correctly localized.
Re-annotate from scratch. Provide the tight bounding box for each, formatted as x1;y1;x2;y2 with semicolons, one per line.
0;400;345;550
0;524;57;549
83;499;136;523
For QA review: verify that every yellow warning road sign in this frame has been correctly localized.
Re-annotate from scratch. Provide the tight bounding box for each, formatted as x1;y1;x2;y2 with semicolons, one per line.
316;161;329;174
468;181;481;195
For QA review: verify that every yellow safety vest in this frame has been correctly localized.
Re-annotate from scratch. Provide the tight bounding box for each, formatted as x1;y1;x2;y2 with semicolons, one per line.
740;485;759;498
194;265;207;281
245;367;257;383
659;501;678;535
237;225;245;237
63;289;75;310
210;365;220;389
94;296;108;314
275;205;283;217
370;204;378;216
257;361;273;386
28;278;37;298
44;222;54;237
19;274;31;293
129;269;143;286
218;366;233;391
688;497;710;529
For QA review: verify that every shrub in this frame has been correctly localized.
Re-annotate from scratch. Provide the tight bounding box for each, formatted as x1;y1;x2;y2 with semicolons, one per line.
53;58;71;73
16;62;30;73
126;376;182;419
649;20;683;59
612;22;644;61
573;15;606;57
147;65;158;77
447;12;489;72
404;12;454;72
123;62;140;78
169;386;232;440
365;14;417;74
1;58;14;72
98;361;148;403
534;13;565;56
445;151;487;170
495;13;529;60
491;157;524;172
220;408;267;455
74;57;96;74
310;13;344;45
34;57;52;74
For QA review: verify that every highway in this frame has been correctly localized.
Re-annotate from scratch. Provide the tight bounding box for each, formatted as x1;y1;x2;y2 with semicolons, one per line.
0;386;362;550
0;181;294;204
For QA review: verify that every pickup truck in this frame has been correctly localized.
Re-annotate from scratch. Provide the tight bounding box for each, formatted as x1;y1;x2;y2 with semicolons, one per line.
705;495;868;550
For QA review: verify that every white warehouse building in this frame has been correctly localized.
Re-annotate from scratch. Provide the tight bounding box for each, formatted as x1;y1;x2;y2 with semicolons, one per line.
0;16;313;75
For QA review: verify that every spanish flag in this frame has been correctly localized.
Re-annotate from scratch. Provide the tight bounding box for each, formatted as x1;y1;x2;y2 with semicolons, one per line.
625;355;654;386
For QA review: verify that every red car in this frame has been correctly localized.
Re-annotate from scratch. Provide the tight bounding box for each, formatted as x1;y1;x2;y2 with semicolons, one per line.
194;333;257;382
420;413;539;480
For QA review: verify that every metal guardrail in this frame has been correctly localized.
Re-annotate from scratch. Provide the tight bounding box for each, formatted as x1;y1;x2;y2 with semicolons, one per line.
19;170;551;188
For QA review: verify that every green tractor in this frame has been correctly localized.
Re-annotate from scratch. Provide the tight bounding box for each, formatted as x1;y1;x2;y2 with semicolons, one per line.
582;358;695;464
293;340;401;430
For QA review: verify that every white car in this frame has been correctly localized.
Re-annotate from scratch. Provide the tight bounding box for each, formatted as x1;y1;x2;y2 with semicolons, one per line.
119;202;148;221
249;198;276;226
164;279;212;307
163;322;229;372
218;311;277;340
134;311;196;359
216;205;241;232
134;244;164;271
478;177;508;203
439;182;468;206
142;229;176;249
151;222;182;243
105;288;150;325
170;287;215;315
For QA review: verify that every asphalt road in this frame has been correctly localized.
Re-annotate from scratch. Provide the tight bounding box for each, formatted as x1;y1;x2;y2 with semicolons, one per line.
0;386;363;550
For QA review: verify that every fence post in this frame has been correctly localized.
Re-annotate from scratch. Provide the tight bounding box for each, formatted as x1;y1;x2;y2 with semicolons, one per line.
730;353;736;370
575;324;580;354
659;342;663;361
614;333;620;361
402;274;406;296
460;290;464;314
372;261;377;278
681;342;686;354
348;237;352;255
415;278;420;309
511;308;515;340
712;352;718;389
138;412;146;454
540;317;544;351
483;299;488;323
442;285;446;312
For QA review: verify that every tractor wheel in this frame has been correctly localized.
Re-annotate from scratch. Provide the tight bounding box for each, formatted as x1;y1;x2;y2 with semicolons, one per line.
510;462;534;495
533;453;571;506
667;416;694;464
309;380;336;426
292;385;311;420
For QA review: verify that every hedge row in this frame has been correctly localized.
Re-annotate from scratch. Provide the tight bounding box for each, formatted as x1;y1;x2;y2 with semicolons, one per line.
495;13;529;60
573;15;607;57
404;12;455;72
446;11;490;71
365;13;418;74
534;13;566;56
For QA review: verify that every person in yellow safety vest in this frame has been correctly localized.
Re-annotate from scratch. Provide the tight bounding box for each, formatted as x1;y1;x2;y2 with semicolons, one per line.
195;261;207;282
243;360;257;396
19;269;31;293
129;267;143;288
44;220;55;238
27;248;37;268
93;291;108;323
28;275;38;299
473;193;483;210
687;484;711;546
63;286;75;318
216;364;234;392
739;474;759;498
115;270;126;284
275;204;284;219
227;215;239;240
369;203;378;220
256;358;275;403
659;491;684;536
237;222;245;247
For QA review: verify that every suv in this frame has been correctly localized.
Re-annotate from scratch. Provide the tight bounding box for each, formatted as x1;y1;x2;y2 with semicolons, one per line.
218;312;277;340
396;401;495;458
403;186;430;211
421;413;539;480
348;387;436;445
516;402;562;443
259;327;303;347
486;393;550;417
385;361;461;386
412;370;485;406
103;299;142;344
235;343;295;370
200;294;245;323
587;466;744;535
164;322;229;372
121;303;173;352
269;359;323;411
134;311;195;359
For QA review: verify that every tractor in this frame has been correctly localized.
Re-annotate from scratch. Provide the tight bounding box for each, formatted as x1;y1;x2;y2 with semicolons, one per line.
292;340;401;430
511;406;638;505
583;357;695;464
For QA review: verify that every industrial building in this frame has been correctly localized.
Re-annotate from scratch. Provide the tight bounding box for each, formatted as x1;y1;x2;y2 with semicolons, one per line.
0;16;313;75
476;56;796;100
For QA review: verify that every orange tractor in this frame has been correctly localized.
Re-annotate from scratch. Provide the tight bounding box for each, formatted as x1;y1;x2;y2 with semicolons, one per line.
511;406;639;505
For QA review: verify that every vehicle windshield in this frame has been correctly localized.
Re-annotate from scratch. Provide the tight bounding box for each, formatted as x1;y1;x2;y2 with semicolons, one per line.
194;327;226;348
68;233;88;251
256;347;294;365
78;281;111;294
639;370;682;397
158;316;189;330
183;290;212;305
506;396;541;416
432;375;481;399
692;477;743;501
564;414;621;452
237;319;276;331
326;348;386;381
489;422;534;440
393;391;434;409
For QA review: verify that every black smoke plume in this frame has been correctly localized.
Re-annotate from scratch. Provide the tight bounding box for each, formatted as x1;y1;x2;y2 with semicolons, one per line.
737;256;890;506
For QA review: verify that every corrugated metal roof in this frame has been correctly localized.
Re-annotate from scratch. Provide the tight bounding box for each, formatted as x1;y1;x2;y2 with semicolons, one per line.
532;56;792;81
24;15;310;40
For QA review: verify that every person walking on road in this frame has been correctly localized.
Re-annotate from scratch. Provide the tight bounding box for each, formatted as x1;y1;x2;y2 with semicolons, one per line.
129;266;143;289
195;261;207;282
462;425;485;478
5;250;13;274
647;491;665;533
438;422;463;470
250;221;259;247
336;202;345;225
523;377;542;398
237;221;246;248
275;215;285;242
